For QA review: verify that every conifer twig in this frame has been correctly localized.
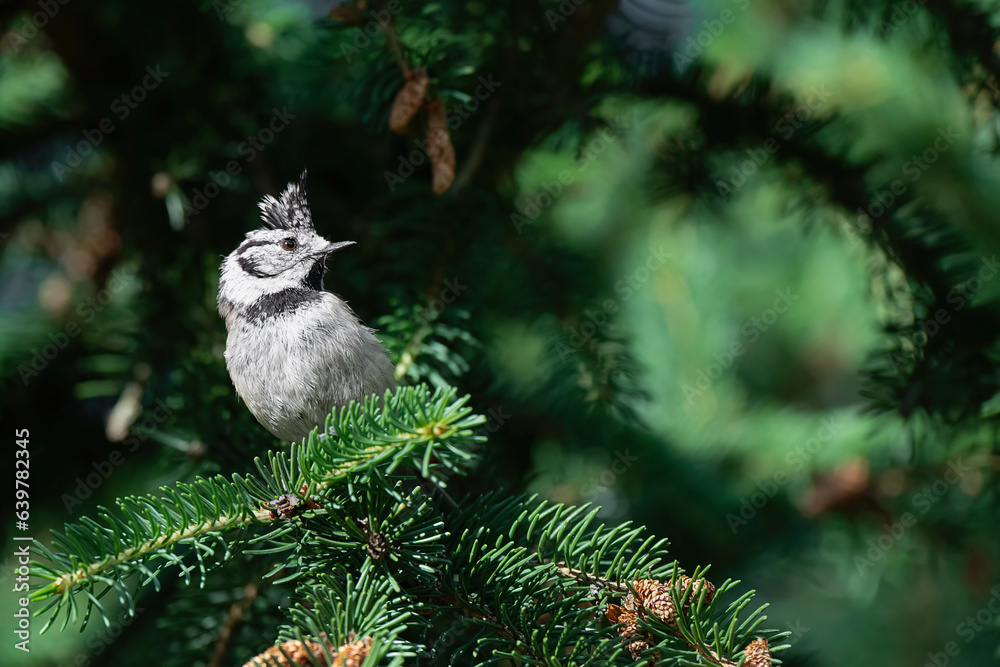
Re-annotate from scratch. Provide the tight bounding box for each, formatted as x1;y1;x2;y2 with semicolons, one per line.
554;564;628;593
553;563;741;666
380;1;410;79
46;509;274;596
450;98;500;195
208;581;261;667
435;592;537;660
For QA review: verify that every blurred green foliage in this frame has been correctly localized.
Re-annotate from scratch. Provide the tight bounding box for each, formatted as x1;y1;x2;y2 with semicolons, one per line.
2;0;1000;665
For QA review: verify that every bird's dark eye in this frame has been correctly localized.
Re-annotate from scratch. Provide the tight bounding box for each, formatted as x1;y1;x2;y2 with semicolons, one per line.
281;238;297;251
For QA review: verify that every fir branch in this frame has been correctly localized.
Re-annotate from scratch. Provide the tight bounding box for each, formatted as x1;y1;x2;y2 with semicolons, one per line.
280;572;421;665
554;564;627;593
553;564;758;666
440;494;785;664
32;385;484;632
303;385;484;486
924;0;1000;96
44;508;272;598
31;473;277;632
380;302;476;387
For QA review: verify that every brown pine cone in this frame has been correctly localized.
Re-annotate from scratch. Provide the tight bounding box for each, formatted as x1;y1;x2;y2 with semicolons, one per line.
424;99;456;194
329;5;362;23
332;636;372;667
743;638;772;667
626;635;658;663
633;579;678;625
243;635;371;667
388;68;429;133
677;575;716;608
243;638;328;667
608;598;659;663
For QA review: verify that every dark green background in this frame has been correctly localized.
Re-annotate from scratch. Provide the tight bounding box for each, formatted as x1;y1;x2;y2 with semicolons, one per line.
2;0;999;665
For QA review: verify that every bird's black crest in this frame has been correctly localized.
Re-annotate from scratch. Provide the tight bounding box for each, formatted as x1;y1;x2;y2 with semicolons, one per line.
258;170;313;230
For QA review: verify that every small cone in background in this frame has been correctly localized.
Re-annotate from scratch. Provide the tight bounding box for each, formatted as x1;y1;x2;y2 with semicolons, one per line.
388;68;429;133
243;636;371;667
329;6;362;23
743;638;772;667
425;99;455;194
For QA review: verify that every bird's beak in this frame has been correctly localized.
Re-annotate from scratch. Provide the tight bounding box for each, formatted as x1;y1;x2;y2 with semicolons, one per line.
320;240;355;256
